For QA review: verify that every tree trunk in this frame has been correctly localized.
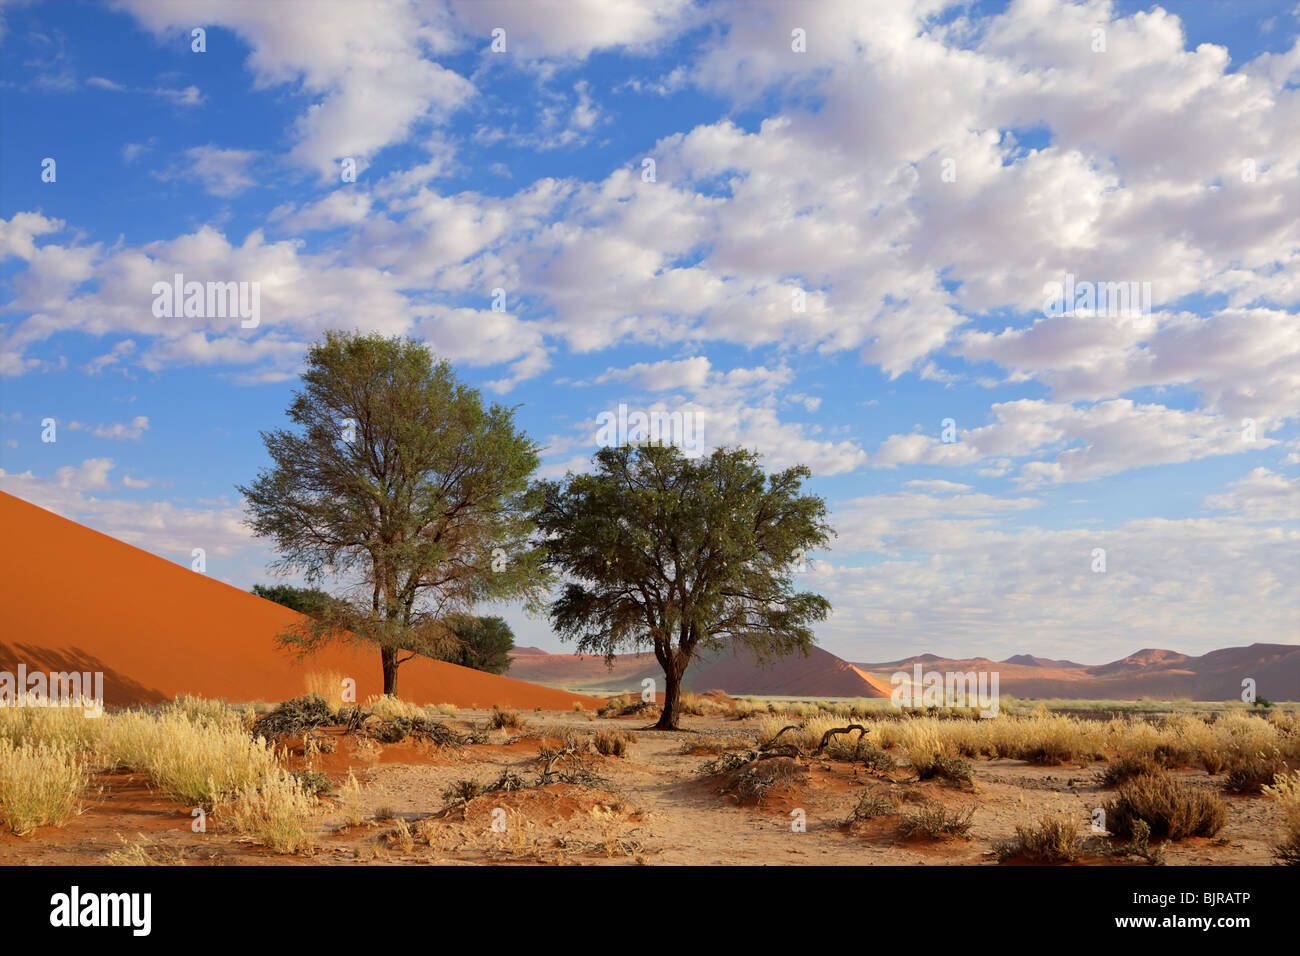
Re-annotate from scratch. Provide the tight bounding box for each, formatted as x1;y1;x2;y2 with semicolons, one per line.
655;662;684;730
381;646;400;697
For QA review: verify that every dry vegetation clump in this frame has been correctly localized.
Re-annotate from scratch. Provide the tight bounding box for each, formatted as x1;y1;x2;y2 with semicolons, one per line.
1224;752;1288;794
1103;772;1227;842
592;729;637;757
366;714;466;746
721;756;806;805
995;814;1083;863
846;787;898;823
104;834;187;866
489;707;527;731
0;693;108;751
1262;769;1300;865
598;694;658;718
1100;752;1167;788
216;768;318;854
897;800;976;840
101;708;281;807
253;694;337;737
0;740;89;835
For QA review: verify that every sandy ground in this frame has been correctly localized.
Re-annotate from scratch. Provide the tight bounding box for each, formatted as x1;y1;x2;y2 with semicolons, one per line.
0;710;1288;866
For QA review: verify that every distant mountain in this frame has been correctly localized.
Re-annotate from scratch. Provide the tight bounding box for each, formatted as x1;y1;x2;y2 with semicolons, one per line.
1002;654;1085;669
508;642;892;697
854;643;1298;701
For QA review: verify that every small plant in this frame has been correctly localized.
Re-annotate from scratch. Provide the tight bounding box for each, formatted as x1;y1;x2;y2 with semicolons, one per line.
995;814;1082;863
592;730;636;757
897;800;975;840
1103;773;1227;842
291;768;332;797
441;778;486;808
1100;753;1165;788
847;788;897;823
340;770;365;827
723;757;806;805
1103;818;1167;866
489;707;524;731
217;769;317;854
914;754;975;791
1224;752;1287;794
1263;770;1300;865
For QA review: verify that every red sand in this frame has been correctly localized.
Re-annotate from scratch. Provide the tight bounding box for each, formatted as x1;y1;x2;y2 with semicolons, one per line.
0;492;599;710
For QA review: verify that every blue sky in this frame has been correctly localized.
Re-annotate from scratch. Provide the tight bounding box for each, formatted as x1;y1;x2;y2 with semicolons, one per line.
2;0;1297;664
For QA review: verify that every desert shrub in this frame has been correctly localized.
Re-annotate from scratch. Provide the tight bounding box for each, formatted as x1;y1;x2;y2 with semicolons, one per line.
1263;770;1300;865
914;754;975;790
217;769;317;854
489;707;524;730
995;814;1082;863
428;703;459;717
1103;773;1227;841
1100;753;1166;788
1224;752;1287;794
593;730;635;757
291;768;332;797
442;778;486;807
1103;818;1167;866
847;788;897;822
253;694;336;737
723;757;805;805
367;715;463;746
0;740;89;835
897;800;975;840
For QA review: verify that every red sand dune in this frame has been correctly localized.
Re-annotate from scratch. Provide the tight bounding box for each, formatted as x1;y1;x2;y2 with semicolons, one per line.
0;492;599;710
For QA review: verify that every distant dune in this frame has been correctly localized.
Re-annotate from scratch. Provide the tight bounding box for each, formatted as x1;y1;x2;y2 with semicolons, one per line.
0;492;599;710
510;637;1297;702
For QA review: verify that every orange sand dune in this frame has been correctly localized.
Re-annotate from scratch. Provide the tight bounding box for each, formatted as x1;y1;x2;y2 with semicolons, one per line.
0;492;599;710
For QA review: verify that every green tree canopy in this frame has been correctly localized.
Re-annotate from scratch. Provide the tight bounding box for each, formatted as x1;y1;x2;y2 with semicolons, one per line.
238;331;548;696
534;444;833;729
442;614;515;675
251;583;336;618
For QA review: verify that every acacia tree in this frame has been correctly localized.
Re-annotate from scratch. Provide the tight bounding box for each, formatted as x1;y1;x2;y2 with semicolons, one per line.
239;331;547;696
534;444;833;730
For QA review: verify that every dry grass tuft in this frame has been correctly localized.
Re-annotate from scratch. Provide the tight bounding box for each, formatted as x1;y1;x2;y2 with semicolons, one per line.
995;814;1082;863
0;740;89;835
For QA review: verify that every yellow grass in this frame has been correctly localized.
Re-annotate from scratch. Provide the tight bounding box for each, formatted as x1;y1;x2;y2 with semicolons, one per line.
304;671;347;710
0;740;90;835
216;768;317;854
365;694;425;720
99;709;280;806
753;710;1295;770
